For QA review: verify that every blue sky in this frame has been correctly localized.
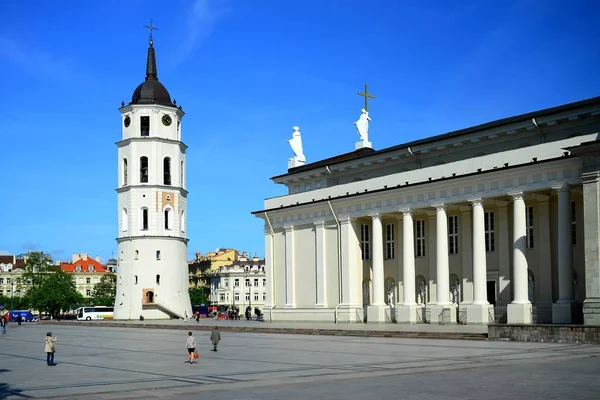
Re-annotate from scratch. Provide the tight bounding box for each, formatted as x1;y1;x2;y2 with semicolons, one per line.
1;0;599;263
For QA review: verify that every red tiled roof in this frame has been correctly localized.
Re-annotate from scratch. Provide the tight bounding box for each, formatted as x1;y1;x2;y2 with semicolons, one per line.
61;257;108;273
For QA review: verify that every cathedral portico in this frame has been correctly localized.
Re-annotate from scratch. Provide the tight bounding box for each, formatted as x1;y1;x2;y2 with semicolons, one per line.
255;96;600;325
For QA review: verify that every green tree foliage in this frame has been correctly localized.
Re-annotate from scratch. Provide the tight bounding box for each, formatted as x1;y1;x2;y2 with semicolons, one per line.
30;269;84;317
91;274;116;306
22;251;54;291
189;287;209;306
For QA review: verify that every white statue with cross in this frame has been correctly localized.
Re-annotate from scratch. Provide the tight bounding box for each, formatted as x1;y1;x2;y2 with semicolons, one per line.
288;126;306;169
355;84;374;149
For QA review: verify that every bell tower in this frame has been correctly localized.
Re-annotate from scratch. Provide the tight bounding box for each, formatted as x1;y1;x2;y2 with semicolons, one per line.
114;24;192;320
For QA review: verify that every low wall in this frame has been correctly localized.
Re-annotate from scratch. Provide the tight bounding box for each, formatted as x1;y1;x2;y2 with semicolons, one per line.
489;324;600;344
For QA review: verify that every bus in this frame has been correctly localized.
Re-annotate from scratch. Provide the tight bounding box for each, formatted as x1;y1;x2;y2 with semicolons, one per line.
76;306;114;321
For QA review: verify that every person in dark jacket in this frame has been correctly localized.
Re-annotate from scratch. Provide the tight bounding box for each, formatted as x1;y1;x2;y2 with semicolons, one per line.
210;326;221;352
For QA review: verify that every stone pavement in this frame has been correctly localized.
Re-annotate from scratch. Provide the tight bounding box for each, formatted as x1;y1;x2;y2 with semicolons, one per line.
1;323;599;399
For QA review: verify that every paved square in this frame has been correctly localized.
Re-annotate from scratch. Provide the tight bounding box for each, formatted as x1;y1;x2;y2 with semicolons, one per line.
1;323;599;399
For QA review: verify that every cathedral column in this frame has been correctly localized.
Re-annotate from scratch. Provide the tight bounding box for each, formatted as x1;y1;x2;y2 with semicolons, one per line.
314;221;327;308
397;210;419;323
460;206;473;305
508;193;532;323
338;217;362;322
367;213;387;323
466;199;492;324
263;228;275;310
283;225;296;308
553;184;579;323
430;205;456;323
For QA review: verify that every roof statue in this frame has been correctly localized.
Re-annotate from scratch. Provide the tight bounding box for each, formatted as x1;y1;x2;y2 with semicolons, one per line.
288;126;306;169
355;84;374;149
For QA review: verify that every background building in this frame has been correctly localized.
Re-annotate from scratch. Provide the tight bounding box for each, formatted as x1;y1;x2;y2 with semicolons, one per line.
0;254;27;298
207;254;266;312
188;248;240;289
59;253;112;298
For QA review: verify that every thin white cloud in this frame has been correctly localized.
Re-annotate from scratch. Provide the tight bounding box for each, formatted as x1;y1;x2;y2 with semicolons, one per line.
0;36;86;83
173;0;230;65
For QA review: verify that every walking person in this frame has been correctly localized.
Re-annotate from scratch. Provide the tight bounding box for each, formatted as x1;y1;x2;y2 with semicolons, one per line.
45;332;57;366
185;331;197;364
210;326;221;352
1;315;6;334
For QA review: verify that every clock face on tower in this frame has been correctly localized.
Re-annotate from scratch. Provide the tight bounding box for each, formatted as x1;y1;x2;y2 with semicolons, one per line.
162;114;172;126
124;116;131;127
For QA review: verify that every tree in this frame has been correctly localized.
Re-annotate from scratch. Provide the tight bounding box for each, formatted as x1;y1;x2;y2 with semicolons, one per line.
91;274;116;306
22;251;54;292
189;287;209;306
30;270;84;317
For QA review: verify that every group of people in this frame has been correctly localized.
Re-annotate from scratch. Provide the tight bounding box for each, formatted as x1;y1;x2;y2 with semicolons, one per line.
185;326;221;364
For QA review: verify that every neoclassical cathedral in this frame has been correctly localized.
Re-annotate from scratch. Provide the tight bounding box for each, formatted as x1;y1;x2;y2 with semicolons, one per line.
113;31;192;320
254;96;600;325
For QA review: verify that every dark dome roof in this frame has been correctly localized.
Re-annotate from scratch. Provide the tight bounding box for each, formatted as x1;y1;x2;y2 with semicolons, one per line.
129;41;174;107
132;80;172;106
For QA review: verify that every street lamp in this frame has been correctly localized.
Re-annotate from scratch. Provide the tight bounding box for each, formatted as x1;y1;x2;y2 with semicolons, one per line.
10;279;14;314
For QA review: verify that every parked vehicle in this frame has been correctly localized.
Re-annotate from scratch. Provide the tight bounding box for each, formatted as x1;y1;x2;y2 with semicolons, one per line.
9;310;37;322
76;306;114;321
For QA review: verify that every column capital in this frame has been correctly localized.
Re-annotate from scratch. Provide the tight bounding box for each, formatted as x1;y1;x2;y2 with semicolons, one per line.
339;216;353;224
431;203;445;211
551;183;570;192
468;197;484;207
283;224;294;232
314;220;326;228
398;208;411;216
508;191;524;201
368;212;382;220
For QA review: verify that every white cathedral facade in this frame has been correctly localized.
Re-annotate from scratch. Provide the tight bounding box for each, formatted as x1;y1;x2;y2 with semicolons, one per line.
254;97;600;326
113;35;192;320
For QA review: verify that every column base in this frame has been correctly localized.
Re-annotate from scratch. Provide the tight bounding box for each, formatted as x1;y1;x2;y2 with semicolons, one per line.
583;299;600;325
315;303;328;308
284;303;296;309
507;302;532;324
429;304;457;324
396;304;420;324
335;304;363;323
465;304;493;325
552;302;582;324
367;304;389;323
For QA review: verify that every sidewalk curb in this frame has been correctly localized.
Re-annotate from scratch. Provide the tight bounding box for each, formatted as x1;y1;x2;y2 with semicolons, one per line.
39;321;488;340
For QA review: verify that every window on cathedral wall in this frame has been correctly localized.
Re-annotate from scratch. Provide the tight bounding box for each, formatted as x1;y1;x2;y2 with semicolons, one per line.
385;223;395;260
156;250;161;260
448;215;459;255
484;212;495;252
140;157;149;183
415;220;426;257
134;250;139;260
526;206;534;249
141;208;149;230
571;201;576;245
123;158;128;186
163;157;171;185
140;116;150;136
181;210;185;232
360;224;370;260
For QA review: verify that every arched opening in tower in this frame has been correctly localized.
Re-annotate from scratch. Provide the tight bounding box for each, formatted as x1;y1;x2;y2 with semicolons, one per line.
146;290;154;304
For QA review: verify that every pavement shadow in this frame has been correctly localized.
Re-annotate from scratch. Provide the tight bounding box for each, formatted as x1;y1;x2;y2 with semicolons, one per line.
0;369;32;399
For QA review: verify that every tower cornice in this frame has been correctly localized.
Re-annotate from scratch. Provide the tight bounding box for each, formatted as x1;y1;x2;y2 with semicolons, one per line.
116;185;189;195
116;235;189;244
115;137;188;150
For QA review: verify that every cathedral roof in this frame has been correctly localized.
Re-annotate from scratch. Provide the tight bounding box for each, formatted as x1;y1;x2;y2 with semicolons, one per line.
130;40;173;107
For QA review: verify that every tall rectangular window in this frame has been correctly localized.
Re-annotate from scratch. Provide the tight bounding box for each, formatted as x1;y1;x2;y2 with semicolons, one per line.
448;215;459;254
526;206;534;249
163;157;171;185
245;293;250;301
234;279;239;287
416;220;426;257
254;278;259;287
571;201;576;245
245;279;250;287
140;157;148;183
142;209;149;230
385;223;395;260
140;116;150;136
484;211;495;252
360;224;370;260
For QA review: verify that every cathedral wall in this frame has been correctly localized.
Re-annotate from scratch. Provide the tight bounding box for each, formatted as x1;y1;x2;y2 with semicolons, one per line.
324;224;340;307
293;224;316;308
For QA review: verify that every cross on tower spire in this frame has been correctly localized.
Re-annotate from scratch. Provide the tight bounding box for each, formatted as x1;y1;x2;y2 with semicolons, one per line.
357;84;376;112
144;20;158;46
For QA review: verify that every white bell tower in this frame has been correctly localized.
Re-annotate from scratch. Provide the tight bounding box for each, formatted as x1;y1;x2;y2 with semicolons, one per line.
114;26;192;320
